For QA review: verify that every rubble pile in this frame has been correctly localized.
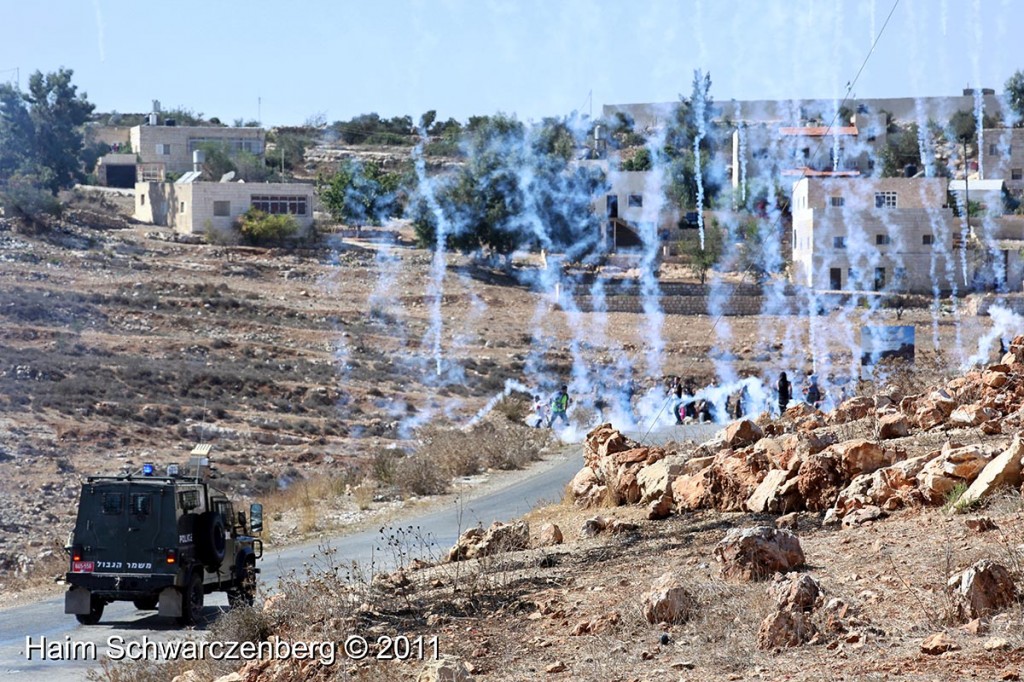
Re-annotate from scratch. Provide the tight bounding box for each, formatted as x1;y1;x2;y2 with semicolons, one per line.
571;335;1024;522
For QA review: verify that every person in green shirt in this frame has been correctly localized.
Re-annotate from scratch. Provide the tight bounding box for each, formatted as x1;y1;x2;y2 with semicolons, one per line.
548;385;570;427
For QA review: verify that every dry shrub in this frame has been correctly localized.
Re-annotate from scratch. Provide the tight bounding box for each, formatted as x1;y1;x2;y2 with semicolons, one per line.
394;451;449;497
410;419;551;480
492;394;531;423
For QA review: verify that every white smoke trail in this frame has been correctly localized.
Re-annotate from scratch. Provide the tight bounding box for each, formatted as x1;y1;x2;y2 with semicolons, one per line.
92;0;106;62
964;306;1024;368
412;132;452;377
693;74;708;251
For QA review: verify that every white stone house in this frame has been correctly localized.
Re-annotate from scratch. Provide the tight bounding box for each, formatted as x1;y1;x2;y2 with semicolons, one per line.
790;177;972;294
135;180;315;236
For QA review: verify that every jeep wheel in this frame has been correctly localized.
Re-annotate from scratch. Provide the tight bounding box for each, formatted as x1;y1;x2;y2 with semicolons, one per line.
178;572;204;626
228;559;257;608
75;598;104;625
133;596;158;610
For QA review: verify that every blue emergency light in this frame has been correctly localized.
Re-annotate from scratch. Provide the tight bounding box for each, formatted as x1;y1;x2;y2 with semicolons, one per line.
142;463;155;476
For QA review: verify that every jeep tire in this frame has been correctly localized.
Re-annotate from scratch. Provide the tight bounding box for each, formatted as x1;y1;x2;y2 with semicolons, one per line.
132;596;158;610
178;572;204;626
75;597;104;626
227;556;257;609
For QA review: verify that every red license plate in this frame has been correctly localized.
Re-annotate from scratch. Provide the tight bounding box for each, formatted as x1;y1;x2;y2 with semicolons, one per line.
72;561;95;573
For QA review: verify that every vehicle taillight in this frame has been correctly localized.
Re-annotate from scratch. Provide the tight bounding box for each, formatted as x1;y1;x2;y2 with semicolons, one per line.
166;549;176;565
72;545;83;562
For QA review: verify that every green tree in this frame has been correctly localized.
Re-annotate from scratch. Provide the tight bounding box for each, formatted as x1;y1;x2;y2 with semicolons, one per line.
0;68;95;193
412;113;605;263
621;146;652;171
1006;70;1024;126
680;219;724;284
949;110;977;143
317;159;404;229
663;70;723;211
880;123;922;177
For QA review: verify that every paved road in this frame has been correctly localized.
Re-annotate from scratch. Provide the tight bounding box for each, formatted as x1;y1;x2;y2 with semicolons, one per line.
0;423;719;680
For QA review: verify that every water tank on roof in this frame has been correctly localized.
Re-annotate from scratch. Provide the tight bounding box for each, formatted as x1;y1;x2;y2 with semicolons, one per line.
193;150;205;173
147;113;158;126
904;164;918;178
165;119;176;127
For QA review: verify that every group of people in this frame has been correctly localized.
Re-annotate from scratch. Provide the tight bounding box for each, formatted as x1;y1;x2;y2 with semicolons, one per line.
669;371;838;425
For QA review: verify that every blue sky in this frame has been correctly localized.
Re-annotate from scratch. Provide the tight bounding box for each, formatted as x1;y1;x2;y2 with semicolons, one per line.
1;0;1021;126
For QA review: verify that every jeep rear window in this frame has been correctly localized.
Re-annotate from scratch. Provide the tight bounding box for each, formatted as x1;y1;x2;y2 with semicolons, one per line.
179;490;199;511
102;493;123;514
130;494;151;516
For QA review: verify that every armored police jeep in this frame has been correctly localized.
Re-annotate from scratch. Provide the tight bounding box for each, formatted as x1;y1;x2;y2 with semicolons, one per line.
62;446;264;625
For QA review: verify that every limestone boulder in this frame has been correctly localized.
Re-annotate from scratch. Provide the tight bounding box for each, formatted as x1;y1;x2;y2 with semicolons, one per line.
642;572;695;624
949;560;1018;620
877;413;910;440
705;449;772;511
582;424;637;468
756;610;817;649
647;493;673;520
841;505;885;526
829;396;875;425
950;404;999;427
833;454;931;516
920;632;958;655
537;523;563;547
745;468;799;514
769;573;821;613
723;419;763;449
569;467;605;507
714;526;804;581
829;438;890;478
782;402;823;423
682;455;715;475
637;455;686;505
914;390;957;430
672;466;712;511
795;452;846;511
417;656;474;682
982;369;1009;389
447;521;529;562
916;443;998;504
957;436;1024;508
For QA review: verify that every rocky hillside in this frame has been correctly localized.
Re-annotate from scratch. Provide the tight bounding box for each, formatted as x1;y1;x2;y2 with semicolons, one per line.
140;347;1024;682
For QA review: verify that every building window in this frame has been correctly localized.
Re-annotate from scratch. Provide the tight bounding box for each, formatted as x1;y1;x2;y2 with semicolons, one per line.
1013;168;1023;181
156;144;171;155
830;196;844;207
627;194;643;208
875;234;891;245
874;267;886;291
188;137;263;155
874;191;897;208
833;236;846;249
140;194;145;206
179;201;186;214
989;143;998;156
213;200;231;217
922;234;934;245
829;267;842;290
250;195;308;216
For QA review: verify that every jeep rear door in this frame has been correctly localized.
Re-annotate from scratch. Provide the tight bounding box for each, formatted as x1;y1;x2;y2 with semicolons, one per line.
72;482;172;575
